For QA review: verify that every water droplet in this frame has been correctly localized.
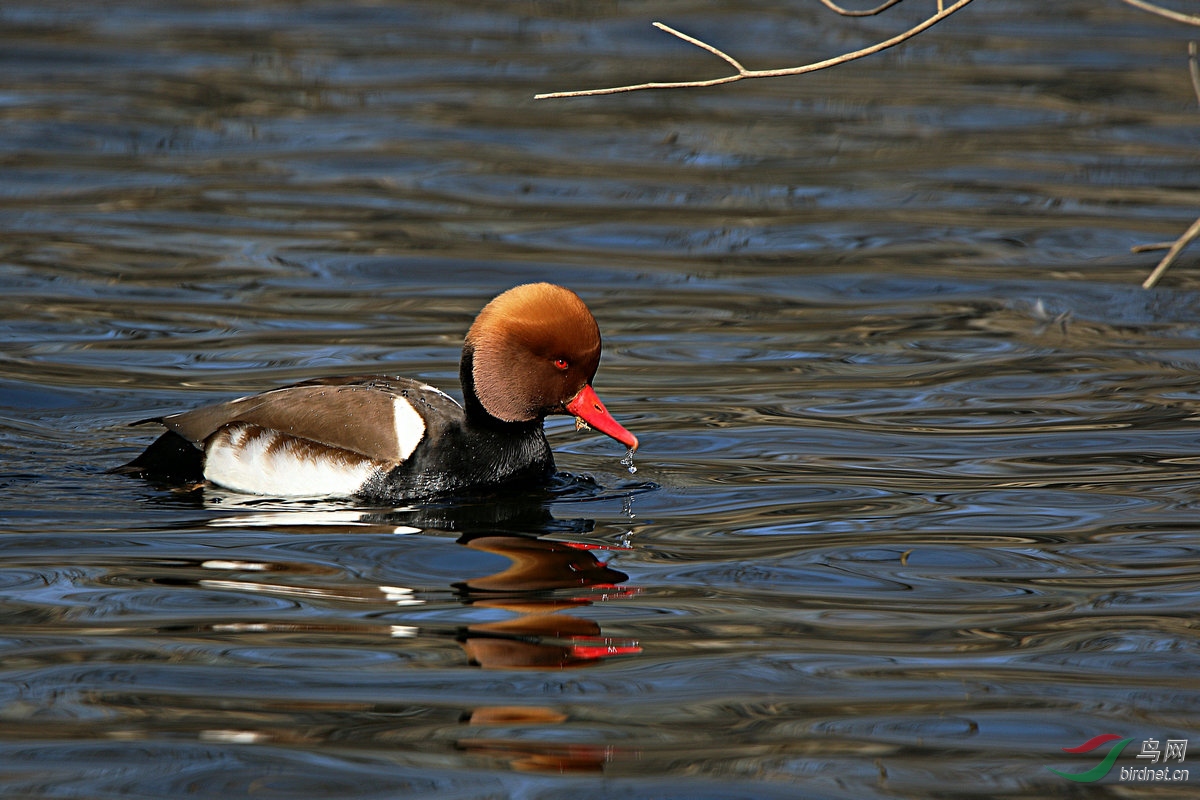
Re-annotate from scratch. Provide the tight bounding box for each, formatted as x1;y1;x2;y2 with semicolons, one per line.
620;448;637;474
621;494;636;521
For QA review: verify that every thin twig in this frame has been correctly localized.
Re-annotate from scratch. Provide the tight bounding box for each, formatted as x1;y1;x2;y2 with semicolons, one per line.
1141;214;1200;289
658;23;747;72
1117;0;1200;26
1117;3;1200;287
1134;34;1200;286
535;0;976;100
1190;40;1200;106
816;0;908;17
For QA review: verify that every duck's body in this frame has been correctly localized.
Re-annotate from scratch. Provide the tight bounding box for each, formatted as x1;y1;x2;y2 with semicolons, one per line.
118;284;637;501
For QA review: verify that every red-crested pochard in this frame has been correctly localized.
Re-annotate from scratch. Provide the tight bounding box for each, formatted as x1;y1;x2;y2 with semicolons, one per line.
117;283;638;500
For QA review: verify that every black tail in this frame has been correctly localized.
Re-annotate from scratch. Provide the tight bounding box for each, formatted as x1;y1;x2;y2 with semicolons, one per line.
110;430;204;484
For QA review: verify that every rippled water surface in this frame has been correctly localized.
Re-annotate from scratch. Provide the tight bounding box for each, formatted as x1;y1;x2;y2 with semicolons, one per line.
3;1;1200;797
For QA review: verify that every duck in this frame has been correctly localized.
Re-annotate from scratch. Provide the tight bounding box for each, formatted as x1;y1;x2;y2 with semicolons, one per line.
117;283;638;501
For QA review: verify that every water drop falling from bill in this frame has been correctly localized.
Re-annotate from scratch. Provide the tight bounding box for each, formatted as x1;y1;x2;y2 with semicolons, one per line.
621;448;637;474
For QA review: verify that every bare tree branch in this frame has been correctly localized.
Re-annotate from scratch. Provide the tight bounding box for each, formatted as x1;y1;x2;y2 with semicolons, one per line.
1190;40;1200;105
535;0;1200;288
816;0;909;17
1118;0;1200;26
1115;3;1200;287
1140;215;1200;289
535;0;977;100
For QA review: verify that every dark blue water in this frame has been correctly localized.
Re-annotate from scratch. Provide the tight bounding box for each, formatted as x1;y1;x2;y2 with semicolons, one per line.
3;1;1200;797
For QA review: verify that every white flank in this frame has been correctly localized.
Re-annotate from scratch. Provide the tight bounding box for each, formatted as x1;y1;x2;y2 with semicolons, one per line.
204;425;383;497
391;395;426;460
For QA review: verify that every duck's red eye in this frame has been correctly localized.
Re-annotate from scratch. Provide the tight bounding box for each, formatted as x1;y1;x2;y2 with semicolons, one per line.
553;358;569;370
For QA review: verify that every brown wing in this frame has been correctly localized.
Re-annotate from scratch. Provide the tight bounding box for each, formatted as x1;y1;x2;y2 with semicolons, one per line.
158;376;461;463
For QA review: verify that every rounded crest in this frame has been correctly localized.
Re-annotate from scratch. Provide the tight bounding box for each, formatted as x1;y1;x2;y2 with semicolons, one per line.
465;283;602;423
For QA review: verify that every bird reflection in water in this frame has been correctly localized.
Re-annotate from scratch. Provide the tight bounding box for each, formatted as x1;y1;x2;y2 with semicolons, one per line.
201;492;644;670
454;533;640;669
450;533;640;774
458;705;621;774
193;484;648;773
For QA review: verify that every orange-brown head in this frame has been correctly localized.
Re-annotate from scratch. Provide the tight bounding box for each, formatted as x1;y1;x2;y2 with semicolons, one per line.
462;283;637;450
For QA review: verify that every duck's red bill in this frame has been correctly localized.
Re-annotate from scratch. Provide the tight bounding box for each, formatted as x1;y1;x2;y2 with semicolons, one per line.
566;384;638;451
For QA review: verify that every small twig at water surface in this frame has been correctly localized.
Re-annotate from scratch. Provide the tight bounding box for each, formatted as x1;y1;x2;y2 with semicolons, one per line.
1124;6;1200;287
1138;214;1200;289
